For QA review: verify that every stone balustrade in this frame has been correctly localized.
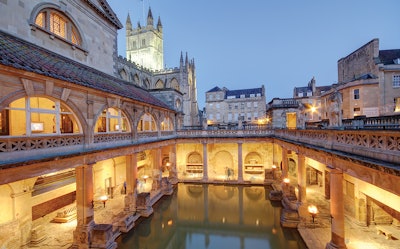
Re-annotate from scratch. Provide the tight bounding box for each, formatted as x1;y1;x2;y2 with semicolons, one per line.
0;128;398;168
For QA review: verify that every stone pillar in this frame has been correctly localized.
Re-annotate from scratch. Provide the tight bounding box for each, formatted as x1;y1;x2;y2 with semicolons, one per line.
297;154;308;220
297;154;306;203
169;144;178;184
237;142;243;182
151;148;162;193
202;142;208;181
326;169;347;249
73;163;96;249
354;190;367;226
124;154;137;213
281;147;288;178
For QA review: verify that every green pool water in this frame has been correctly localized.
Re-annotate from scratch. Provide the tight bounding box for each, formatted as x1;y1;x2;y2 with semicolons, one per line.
116;183;307;249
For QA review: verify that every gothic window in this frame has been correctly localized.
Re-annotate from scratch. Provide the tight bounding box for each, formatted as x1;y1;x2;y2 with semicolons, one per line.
393;75;400;87
170;78;179;91
1;97;81;136
94;108;130;133
133;74;139;85
34;8;82;46
155;80;164;89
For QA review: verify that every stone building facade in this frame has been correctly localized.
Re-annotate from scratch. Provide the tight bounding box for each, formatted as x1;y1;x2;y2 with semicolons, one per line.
205;85;266;129
0;2;400;249
290;39;400;129
116;8;201;128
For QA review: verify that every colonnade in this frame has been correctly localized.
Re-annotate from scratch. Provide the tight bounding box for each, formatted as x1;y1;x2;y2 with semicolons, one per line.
279;147;347;249
72;145;177;249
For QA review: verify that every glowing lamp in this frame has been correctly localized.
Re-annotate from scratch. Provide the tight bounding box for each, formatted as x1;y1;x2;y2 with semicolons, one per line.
99;195;108;208
308;204;318;223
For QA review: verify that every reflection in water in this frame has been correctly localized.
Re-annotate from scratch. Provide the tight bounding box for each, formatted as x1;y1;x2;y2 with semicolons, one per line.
117;184;306;249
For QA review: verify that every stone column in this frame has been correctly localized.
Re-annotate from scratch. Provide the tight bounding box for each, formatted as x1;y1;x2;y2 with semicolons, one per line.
297;153;308;220
326;168;347;249
169;144;178;184
124;154;137;213
237;142;243;182
297;154;307;203
281;147;288;178
73;163;95;248
202;142;208;181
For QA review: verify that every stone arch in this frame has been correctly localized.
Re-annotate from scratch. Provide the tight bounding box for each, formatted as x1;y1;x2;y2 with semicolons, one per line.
94;106;131;133
119;68;129;81
187;151;202;164
213;150;234;177
170;78;179;91
137;112;157;132
244;152;263;164
0;95;83;136
155;79;164;89
29;2;86;49
142;78;150;89
133;73;139;86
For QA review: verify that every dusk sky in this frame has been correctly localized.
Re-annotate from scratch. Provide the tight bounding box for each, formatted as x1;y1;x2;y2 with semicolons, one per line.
107;0;400;108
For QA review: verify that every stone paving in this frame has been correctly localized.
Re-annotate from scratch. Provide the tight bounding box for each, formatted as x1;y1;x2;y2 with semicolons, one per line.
22;184;400;249
298;186;400;249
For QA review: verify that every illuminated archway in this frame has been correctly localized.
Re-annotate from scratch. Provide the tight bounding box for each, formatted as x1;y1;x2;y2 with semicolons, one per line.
161;117;174;131
137;113;157;132
94;107;130;133
0;96;81;136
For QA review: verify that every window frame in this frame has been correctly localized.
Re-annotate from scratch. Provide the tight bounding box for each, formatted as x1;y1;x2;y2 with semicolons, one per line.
353;89;360;100
393;75;400;88
2;96;81;136
30;4;85;50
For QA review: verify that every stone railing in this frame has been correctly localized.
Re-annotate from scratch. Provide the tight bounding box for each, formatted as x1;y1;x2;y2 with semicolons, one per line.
93;133;133;143
0;134;84;152
274;129;400;164
137;131;159;140
1;128;398;168
177;129;273;138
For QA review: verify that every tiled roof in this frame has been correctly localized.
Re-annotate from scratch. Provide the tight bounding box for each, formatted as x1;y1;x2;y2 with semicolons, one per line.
206;86;223;92
226;87;263;98
0;31;171;110
378;49;400;65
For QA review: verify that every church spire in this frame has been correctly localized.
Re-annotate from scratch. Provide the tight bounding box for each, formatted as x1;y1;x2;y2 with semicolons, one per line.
126;13;132;31
180;52;184;68
185;52;189;70
147;7;153;27
157;16;163;32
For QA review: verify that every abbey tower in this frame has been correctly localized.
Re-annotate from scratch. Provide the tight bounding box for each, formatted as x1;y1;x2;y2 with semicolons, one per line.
126;8;163;71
